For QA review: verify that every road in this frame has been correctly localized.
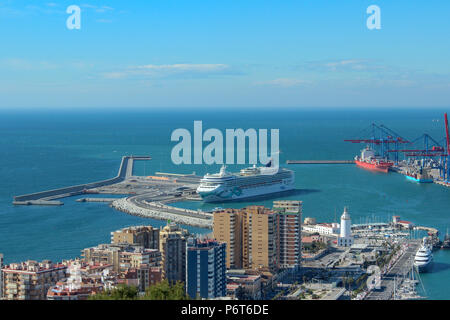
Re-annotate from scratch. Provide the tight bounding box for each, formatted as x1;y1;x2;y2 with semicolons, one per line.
365;241;420;300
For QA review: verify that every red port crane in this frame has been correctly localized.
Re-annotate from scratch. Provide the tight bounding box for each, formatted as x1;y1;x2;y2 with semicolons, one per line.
445;113;450;181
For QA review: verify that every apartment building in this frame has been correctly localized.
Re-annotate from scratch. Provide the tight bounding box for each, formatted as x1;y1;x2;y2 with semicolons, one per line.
1;260;67;300
159;223;188;283
273;200;302;268
213;205;280;273
213;208;243;269
186;238;226;299
111;225;159;249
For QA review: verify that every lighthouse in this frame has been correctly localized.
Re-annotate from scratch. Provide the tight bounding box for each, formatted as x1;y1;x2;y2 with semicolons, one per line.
338;207;353;247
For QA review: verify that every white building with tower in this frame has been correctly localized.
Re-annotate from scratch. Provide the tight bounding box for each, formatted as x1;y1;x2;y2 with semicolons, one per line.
338;207;353;247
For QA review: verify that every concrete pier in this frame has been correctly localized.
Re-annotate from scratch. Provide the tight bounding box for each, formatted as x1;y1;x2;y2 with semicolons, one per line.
111;196;212;229
364;240;421;300
76;198;119;203
12;200;63;206
13;156;151;205
434;180;450;188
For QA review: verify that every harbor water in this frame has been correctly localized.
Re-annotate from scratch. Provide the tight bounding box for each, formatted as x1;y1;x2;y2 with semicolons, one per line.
0;108;449;299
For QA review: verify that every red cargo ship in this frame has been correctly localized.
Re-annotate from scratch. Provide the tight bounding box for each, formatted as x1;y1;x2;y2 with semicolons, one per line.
354;147;393;173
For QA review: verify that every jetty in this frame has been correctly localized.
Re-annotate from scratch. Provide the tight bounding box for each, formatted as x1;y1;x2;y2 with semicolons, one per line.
111;196;213;229
365;240;421;300
76;198;119;203
13;156;151;206
286;160;354;164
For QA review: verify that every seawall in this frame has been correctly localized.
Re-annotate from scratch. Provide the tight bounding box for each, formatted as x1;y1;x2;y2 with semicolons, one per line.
111;197;212;229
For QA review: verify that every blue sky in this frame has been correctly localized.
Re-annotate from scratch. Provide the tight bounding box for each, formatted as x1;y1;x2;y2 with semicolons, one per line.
0;0;449;109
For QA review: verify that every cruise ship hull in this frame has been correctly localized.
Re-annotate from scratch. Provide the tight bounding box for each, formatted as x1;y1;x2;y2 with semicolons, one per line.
198;183;295;203
355;160;391;173
414;259;433;273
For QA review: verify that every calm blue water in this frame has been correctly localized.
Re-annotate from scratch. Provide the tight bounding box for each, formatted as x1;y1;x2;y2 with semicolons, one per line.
0;108;449;299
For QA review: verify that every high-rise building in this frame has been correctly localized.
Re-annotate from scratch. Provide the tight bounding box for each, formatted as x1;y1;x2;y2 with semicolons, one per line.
213;205;280;273
1;260;67;300
242;206;280;272
213;208;243;269
273;200;302;268
111;226;159;249
118;249;161;271
81;244;123;272
186;238;226;299
159;223;188;283
338;207;353;247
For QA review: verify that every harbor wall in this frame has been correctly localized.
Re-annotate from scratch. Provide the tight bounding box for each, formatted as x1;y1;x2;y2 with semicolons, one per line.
111;198;213;229
13;156;144;202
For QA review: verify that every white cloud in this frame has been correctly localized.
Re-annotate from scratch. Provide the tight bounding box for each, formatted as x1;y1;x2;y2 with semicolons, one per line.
102;63;232;79
255;78;310;87
0;58;58;70
306;59;387;72
97;19;113;23
81;4;114;13
134;64;229;72
102;72;127;79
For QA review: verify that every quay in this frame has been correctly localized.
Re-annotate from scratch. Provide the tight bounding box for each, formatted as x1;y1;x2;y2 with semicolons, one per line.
13;156;151;205
111;196;213;229
286;160;354;164
12;200;63;206
364;240;421;300
76;198;119;203
434;180;450;188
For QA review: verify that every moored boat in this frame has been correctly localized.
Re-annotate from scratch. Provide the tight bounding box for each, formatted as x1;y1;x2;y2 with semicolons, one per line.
354;146;393;173
442;229;450;249
405;168;433;183
414;237;433;272
196;164;295;202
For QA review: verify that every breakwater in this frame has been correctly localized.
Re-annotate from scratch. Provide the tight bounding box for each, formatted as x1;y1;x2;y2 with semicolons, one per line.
13;156;150;205
111;197;212;229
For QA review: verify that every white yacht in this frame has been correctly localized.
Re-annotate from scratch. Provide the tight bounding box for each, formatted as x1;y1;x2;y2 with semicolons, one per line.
196;164;295;202
414;237;433;273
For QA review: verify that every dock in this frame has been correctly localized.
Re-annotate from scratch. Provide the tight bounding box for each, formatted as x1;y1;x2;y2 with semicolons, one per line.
13;156;151;205
365;240;421;300
76;198;119;203
434;180;450;188
286;160;354;164
12;200;63;206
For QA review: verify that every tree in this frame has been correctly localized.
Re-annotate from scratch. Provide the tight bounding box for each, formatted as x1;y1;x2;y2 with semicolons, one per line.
89;284;139;300
143;280;189;300
90;281;189;300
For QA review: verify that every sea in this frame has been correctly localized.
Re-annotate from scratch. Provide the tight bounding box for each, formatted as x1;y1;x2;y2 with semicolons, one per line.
0;107;449;299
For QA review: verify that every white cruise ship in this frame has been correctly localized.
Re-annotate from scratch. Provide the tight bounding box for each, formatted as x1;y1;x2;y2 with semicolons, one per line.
196;164;295;202
414;237;433;273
